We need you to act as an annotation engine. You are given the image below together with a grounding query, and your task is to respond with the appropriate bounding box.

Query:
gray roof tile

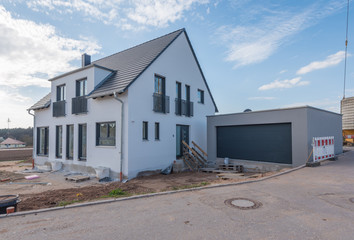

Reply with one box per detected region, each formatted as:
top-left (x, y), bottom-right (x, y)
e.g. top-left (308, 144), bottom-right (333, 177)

top-left (28, 93), bottom-right (51, 110)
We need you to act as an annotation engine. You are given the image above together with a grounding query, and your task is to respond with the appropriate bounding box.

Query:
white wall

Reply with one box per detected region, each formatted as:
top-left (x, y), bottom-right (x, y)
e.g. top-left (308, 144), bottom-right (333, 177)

top-left (126, 32), bottom-right (215, 178)
top-left (35, 66), bottom-right (127, 178)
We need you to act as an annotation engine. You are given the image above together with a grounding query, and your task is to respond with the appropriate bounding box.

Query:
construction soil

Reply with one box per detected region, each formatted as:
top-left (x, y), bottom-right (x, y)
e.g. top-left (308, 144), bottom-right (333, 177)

top-left (0, 160), bottom-right (284, 212)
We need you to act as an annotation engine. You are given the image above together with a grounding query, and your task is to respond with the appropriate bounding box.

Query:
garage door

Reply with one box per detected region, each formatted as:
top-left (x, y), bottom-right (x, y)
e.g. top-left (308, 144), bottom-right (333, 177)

top-left (217, 123), bottom-right (292, 164)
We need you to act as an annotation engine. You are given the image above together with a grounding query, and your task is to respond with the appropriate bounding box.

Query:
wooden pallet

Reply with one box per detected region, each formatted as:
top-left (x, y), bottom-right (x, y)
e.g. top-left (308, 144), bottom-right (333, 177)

top-left (65, 175), bottom-right (90, 183)
top-left (218, 164), bottom-right (244, 172)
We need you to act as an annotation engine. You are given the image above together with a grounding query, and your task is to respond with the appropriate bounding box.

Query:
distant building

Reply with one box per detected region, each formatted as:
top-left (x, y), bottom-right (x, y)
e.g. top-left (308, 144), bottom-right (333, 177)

top-left (341, 96), bottom-right (354, 144)
top-left (0, 137), bottom-right (4, 143)
top-left (0, 138), bottom-right (26, 149)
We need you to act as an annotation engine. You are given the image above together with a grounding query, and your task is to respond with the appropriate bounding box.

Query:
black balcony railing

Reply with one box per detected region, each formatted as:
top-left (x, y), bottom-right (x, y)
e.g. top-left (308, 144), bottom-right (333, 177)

top-left (72, 96), bottom-right (88, 114)
top-left (153, 93), bottom-right (170, 113)
top-left (182, 100), bottom-right (193, 117)
top-left (175, 98), bottom-right (182, 115)
top-left (53, 101), bottom-right (66, 117)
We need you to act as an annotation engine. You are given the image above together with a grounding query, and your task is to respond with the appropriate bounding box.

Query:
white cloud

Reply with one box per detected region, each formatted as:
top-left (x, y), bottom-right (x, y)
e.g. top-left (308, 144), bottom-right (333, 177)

top-left (248, 97), bottom-right (276, 100)
top-left (296, 51), bottom-right (345, 75)
top-left (216, 1), bottom-right (346, 68)
top-left (25, 0), bottom-right (209, 29)
top-left (0, 88), bottom-right (34, 128)
top-left (0, 5), bottom-right (101, 88)
top-left (258, 77), bottom-right (309, 91)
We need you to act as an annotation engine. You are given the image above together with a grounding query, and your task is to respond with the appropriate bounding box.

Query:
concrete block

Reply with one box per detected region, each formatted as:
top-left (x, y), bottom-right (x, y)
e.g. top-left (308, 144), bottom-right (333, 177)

top-left (95, 166), bottom-right (110, 179)
top-left (51, 161), bottom-right (62, 171)
top-left (173, 160), bottom-right (184, 173)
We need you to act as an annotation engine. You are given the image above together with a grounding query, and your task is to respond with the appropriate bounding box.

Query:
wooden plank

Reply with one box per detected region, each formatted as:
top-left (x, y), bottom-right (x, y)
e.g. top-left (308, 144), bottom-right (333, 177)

top-left (192, 141), bottom-right (208, 157)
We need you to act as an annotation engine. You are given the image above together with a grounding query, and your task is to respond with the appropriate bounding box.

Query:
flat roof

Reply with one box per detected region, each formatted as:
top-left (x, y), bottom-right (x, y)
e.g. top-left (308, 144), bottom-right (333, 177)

top-left (207, 105), bottom-right (342, 118)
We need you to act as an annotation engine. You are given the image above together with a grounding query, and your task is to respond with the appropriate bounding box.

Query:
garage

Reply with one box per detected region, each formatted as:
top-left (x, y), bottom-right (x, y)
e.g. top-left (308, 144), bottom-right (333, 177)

top-left (207, 106), bottom-right (343, 167)
top-left (217, 123), bottom-right (292, 164)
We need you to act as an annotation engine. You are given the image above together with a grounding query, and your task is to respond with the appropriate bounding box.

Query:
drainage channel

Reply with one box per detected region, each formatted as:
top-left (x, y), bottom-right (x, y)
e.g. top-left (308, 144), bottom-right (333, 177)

top-left (224, 198), bottom-right (262, 210)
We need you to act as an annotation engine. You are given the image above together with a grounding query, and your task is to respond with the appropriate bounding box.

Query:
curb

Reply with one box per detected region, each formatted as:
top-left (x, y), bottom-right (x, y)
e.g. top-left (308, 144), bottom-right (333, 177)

top-left (0, 164), bottom-right (306, 218)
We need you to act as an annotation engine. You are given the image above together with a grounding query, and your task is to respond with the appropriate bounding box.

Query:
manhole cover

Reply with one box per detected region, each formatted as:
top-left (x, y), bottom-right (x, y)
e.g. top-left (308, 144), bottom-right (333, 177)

top-left (349, 198), bottom-right (354, 203)
top-left (224, 198), bottom-right (262, 210)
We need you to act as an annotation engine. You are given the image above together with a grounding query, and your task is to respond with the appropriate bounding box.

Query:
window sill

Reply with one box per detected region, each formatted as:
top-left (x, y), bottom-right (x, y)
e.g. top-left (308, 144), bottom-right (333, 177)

top-left (96, 145), bottom-right (116, 148)
top-left (37, 154), bottom-right (48, 157)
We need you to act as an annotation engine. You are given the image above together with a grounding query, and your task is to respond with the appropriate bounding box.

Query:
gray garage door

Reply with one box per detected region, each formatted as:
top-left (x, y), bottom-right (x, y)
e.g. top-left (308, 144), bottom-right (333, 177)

top-left (217, 123), bottom-right (292, 164)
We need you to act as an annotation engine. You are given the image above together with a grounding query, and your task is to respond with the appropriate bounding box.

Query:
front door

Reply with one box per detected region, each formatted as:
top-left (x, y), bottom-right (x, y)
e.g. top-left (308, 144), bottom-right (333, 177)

top-left (176, 125), bottom-right (189, 158)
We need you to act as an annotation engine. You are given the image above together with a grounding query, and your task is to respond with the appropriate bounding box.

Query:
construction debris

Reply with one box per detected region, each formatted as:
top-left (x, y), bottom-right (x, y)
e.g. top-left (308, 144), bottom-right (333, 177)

top-left (25, 175), bottom-right (40, 180)
top-left (65, 175), bottom-right (90, 183)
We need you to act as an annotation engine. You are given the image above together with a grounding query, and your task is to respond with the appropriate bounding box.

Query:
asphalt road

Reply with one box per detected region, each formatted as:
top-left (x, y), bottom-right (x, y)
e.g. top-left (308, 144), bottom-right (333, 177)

top-left (1, 149), bottom-right (354, 240)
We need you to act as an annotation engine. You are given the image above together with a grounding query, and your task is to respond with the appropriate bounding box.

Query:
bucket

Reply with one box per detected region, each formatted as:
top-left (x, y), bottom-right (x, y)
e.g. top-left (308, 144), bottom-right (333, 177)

top-left (0, 195), bottom-right (21, 214)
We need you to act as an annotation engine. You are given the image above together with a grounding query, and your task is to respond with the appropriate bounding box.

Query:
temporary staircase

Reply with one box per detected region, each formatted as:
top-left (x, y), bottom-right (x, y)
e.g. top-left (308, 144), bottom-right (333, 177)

top-left (181, 140), bottom-right (208, 171)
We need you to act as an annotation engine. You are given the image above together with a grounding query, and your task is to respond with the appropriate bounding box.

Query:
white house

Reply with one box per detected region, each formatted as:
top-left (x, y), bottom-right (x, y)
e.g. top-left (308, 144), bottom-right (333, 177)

top-left (0, 138), bottom-right (26, 149)
top-left (28, 29), bottom-right (217, 180)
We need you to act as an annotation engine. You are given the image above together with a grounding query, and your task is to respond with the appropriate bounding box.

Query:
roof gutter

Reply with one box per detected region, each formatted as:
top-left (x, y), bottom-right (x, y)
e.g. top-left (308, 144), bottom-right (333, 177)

top-left (113, 92), bottom-right (125, 182)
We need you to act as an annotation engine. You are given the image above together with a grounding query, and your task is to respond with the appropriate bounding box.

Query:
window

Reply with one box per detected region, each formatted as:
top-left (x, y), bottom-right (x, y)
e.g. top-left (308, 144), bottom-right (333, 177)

top-left (176, 82), bottom-right (181, 99)
top-left (143, 121), bottom-right (148, 140)
top-left (66, 125), bottom-right (74, 159)
top-left (78, 124), bottom-right (87, 160)
top-left (76, 79), bottom-right (87, 97)
top-left (57, 85), bottom-right (66, 101)
top-left (96, 122), bottom-right (116, 146)
top-left (56, 126), bottom-right (62, 158)
top-left (197, 89), bottom-right (204, 104)
top-left (154, 75), bottom-right (165, 95)
top-left (155, 122), bottom-right (160, 140)
top-left (37, 127), bottom-right (49, 155)
top-left (185, 85), bottom-right (190, 101)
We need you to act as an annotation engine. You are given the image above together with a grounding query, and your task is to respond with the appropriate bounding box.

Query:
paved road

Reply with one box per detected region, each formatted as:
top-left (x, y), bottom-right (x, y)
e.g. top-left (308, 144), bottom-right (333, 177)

top-left (1, 150), bottom-right (354, 240)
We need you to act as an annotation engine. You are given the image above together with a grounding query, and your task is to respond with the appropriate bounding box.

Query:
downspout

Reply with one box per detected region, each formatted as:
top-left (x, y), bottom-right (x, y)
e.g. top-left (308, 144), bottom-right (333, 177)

top-left (113, 92), bottom-right (125, 182)
top-left (27, 109), bottom-right (35, 169)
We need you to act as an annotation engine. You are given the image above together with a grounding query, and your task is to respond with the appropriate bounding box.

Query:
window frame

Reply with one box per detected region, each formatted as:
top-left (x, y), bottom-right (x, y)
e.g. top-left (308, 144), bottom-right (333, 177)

top-left (76, 78), bottom-right (87, 97)
top-left (55, 125), bottom-right (63, 158)
top-left (37, 127), bottom-right (49, 156)
top-left (155, 122), bottom-right (160, 140)
top-left (66, 125), bottom-right (74, 160)
top-left (143, 121), bottom-right (148, 140)
top-left (56, 84), bottom-right (66, 101)
top-left (197, 89), bottom-right (204, 104)
top-left (96, 122), bottom-right (116, 146)
top-left (154, 75), bottom-right (166, 95)
top-left (185, 84), bottom-right (190, 102)
top-left (78, 124), bottom-right (87, 161)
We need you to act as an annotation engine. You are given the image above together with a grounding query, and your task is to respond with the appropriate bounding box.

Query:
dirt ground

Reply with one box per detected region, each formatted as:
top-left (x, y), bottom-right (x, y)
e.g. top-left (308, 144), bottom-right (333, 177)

top-left (0, 148), bottom-right (33, 161)
top-left (0, 160), bottom-right (283, 212)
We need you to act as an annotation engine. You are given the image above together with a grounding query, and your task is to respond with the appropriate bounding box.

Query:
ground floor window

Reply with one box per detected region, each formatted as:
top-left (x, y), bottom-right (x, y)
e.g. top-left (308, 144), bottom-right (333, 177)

top-left (78, 124), bottom-right (87, 160)
top-left (66, 125), bottom-right (74, 159)
top-left (56, 126), bottom-right (62, 158)
top-left (96, 122), bottom-right (116, 146)
top-left (155, 122), bottom-right (160, 140)
top-left (143, 121), bottom-right (148, 140)
top-left (37, 127), bottom-right (49, 155)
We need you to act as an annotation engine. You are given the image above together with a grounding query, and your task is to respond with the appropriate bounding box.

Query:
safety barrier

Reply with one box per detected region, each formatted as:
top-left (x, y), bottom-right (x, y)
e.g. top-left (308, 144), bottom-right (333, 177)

top-left (312, 136), bottom-right (334, 162)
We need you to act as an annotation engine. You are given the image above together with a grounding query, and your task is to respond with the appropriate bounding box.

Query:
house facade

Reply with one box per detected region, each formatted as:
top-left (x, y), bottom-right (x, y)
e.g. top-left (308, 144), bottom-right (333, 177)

top-left (29, 29), bottom-right (217, 180)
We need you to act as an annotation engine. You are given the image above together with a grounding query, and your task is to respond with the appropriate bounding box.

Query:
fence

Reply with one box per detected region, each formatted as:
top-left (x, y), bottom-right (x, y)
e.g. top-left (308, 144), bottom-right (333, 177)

top-left (312, 136), bottom-right (334, 162)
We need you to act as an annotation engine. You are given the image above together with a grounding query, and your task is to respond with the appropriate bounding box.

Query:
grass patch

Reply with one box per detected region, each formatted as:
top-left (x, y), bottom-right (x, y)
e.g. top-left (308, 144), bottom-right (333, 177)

top-left (171, 182), bottom-right (210, 190)
top-left (58, 200), bottom-right (80, 207)
top-left (101, 188), bottom-right (128, 198)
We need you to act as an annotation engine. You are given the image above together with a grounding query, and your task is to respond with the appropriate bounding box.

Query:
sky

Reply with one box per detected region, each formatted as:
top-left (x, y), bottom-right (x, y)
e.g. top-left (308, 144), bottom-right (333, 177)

top-left (1, 0), bottom-right (354, 129)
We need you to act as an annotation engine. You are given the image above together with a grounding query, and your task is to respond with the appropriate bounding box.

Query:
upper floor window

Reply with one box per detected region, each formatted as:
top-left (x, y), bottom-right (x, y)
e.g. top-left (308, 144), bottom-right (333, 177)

top-left (176, 82), bottom-right (181, 99)
top-left (56, 85), bottom-right (66, 101)
top-left (197, 89), bottom-right (204, 104)
top-left (76, 79), bottom-right (87, 97)
top-left (185, 85), bottom-right (190, 101)
top-left (154, 75), bottom-right (165, 95)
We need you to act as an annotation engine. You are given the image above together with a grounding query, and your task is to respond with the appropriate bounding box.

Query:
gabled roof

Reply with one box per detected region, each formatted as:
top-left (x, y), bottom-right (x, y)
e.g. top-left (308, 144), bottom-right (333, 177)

top-left (89, 28), bottom-right (185, 98)
top-left (28, 93), bottom-right (51, 111)
top-left (0, 137), bottom-right (25, 145)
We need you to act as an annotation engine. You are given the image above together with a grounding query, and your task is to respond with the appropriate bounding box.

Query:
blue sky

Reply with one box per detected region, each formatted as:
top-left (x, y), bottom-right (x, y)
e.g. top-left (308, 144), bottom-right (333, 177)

top-left (1, 0), bottom-right (354, 128)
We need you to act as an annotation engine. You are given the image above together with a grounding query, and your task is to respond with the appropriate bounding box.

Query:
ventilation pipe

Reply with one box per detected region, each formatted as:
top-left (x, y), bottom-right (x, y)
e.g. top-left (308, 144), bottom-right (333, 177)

top-left (82, 53), bottom-right (91, 67)
top-left (113, 92), bottom-right (125, 181)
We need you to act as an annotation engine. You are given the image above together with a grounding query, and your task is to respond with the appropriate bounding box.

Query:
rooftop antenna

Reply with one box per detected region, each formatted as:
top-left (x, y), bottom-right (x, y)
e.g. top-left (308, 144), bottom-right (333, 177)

top-left (343, 0), bottom-right (350, 99)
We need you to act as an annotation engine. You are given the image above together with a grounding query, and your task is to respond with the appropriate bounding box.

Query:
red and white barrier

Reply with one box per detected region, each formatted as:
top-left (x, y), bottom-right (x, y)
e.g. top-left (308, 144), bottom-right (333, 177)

top-left (313, 136), bottom-right (334, 162)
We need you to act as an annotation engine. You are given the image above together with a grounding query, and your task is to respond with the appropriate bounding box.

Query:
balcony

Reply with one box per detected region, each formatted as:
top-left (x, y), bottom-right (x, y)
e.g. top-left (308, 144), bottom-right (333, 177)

top-left (175, 98), bottom-right (182, 115)
top-left (153, 93), bottom-right (170, 113)
top-left (53, 101), bottom-right (66, 117)
top-left (72, 96), bottom-right (88, 114)
top-left (182, 100), bottom-right (193, 117)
